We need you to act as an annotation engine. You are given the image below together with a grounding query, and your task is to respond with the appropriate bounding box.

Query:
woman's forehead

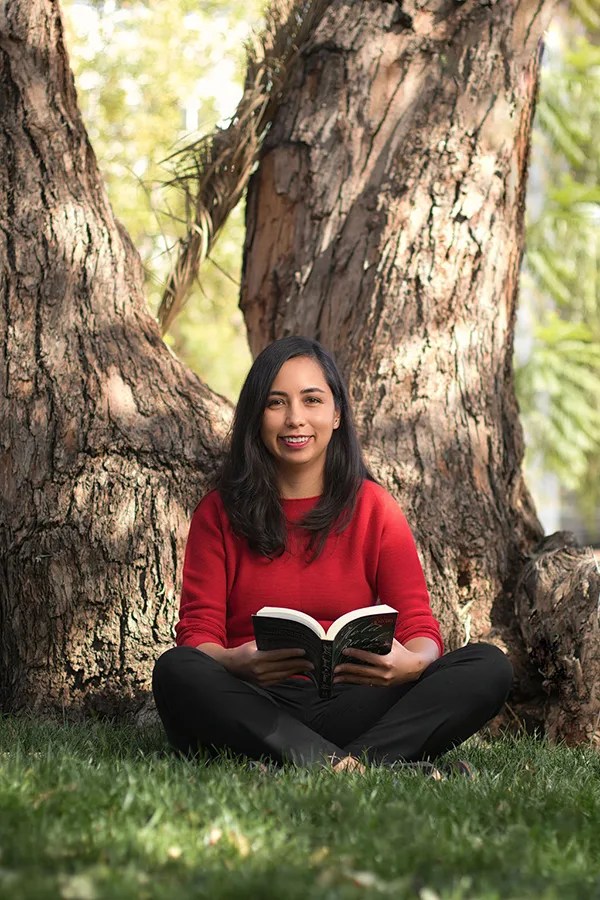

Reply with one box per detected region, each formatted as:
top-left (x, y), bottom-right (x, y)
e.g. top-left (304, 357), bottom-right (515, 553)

top-left (270, 356), bottom-right (330, 390)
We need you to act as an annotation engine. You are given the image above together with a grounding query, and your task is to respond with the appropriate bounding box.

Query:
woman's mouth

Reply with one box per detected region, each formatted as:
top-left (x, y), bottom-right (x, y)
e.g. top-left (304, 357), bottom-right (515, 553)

top-left (279, 435), bottom-right (312, 449)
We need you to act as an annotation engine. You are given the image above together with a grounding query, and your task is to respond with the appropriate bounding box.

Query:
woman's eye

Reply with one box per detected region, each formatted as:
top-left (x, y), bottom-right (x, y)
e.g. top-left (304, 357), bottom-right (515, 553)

top-left (305, 396), bottom-right (322, 404)
top-left (267, 399), bottom-right (283, 408)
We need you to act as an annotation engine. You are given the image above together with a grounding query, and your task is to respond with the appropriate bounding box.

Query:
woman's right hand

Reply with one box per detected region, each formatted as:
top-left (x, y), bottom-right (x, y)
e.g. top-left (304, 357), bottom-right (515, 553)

top-left (224, 641), bottom-right (313, 686)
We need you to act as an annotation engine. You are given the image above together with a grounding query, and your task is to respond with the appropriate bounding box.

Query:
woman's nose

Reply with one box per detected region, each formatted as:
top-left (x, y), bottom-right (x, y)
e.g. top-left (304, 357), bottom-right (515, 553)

top-left (285, 401), bottom-right (305, 426)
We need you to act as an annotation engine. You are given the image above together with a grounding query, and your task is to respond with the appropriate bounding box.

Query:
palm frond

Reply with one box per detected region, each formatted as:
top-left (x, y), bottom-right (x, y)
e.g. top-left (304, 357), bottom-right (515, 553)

top-left (570, 0), bottom-right (600, 31)
top-left (156, 0), bottom-right (330, 335)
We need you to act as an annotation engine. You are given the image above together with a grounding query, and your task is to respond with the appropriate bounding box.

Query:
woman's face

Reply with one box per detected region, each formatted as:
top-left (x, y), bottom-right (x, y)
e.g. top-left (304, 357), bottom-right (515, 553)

top-left (260, 355), bottom-right (340, 490)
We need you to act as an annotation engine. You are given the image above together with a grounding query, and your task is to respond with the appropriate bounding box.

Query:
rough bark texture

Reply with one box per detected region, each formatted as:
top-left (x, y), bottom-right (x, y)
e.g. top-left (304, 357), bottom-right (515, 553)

top-left (240, 0), bottom-right (581, 732)
top-left (3, 0), bottom-right (597, 743)
top-left (0, 2), bottom-right (230, 714)
top-left (515, 536), bottom-right (600, 745)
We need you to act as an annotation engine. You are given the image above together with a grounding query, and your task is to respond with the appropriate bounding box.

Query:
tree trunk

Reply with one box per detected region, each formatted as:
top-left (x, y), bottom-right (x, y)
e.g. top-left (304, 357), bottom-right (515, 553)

top-left (515, 535), bottom-right (600, 744)
top-left (0, 1), bottom-right (230, 714)
top-left (4, 0), bottom-right (598, 743)
top-left (240, 0), bottom-right (600, 740)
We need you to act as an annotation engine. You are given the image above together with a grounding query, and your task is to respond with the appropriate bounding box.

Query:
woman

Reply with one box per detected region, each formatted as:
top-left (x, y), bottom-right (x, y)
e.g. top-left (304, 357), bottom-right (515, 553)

top-left (153, 336), bottom-right (512, 773)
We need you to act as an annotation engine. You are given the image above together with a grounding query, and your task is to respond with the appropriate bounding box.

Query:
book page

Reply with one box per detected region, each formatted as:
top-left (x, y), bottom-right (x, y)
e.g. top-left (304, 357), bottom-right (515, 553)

top-left (255, 607), bottom-right (325, 639)
top-left (252, 615), bottom-right (325, 683)
top-left (325, 604), bottom-right (397, 641)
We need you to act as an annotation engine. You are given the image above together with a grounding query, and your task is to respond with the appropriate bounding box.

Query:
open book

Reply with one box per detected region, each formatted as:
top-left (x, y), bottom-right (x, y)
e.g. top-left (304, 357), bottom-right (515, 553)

top-left (252, 604), bottom-right (398, 699)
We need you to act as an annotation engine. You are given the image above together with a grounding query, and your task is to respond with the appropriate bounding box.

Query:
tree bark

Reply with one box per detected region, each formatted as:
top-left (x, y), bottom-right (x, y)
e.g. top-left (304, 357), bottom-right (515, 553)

top-left (4, 0), bottom-right (597, 743)
top-left (0, 1), bottom-right (230, 714)
top-left (240, 0), bottom-right (594, 734)
top-left (515, 535), bottom-right (600, 744)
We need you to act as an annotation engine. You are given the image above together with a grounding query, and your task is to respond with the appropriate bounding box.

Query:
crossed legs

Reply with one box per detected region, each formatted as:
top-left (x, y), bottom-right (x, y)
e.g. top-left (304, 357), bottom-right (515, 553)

top-left (152, 643), bottom-right (513, 767)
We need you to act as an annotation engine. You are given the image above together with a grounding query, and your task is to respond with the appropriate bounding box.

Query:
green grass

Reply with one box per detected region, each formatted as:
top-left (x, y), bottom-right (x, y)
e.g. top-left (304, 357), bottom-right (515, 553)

top-left (1, 718), bottom-right (600, 899)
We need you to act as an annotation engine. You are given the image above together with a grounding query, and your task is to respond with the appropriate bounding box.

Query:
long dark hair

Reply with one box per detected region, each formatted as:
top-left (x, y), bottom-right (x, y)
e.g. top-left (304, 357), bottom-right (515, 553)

top-left (217, 336), bottom-right (373, 559)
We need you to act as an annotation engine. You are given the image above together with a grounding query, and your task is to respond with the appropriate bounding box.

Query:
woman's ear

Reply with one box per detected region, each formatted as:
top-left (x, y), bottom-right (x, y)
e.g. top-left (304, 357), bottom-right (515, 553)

top-left (333, 411), bottom-right (341, 429)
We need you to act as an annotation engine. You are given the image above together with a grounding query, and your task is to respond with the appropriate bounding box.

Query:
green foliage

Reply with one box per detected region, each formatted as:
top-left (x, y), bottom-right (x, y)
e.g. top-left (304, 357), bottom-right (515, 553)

top-left (515, 314), bottom-right (600, 489)
top-left (2, 717), bottom-right (600, 898)
top-left (518, 7), bottom-right (600, 518)
top-left (63, 0), bottom-right (262, 399)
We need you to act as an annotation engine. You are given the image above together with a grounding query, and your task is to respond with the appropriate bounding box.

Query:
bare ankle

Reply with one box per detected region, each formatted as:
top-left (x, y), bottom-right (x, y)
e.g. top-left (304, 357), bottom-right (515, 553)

top-left (331, 755), bottom-right (366, 774)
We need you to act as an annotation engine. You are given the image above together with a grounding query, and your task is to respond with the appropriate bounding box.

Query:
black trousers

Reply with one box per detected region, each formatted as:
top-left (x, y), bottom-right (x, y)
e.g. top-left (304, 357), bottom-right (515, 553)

top-left (152, 642), bottom-right (513, 768)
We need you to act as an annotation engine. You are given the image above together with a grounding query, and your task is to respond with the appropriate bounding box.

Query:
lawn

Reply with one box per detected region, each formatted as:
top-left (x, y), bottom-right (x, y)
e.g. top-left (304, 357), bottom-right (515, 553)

top-left (1, 717), bottom-right (599, 899)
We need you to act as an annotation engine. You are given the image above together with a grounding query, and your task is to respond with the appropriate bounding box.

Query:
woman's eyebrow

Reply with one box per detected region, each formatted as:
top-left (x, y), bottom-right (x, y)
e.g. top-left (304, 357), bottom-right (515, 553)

top-left (267, 387), bottom-right (326, 396)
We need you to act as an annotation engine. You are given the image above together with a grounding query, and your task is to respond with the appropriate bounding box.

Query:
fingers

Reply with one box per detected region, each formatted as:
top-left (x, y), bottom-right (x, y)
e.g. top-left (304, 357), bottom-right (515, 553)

top-left (341, 647), bottom-right (378, 663)
top-left (256, 656), bottom-right (314, 678)
top-left (334, 662), bottom-right (381, 677)
top-left (333, 661), bottom-right (384, 686)
top-left (257, 648), bottom-right (308, 661)
top-left (249, 647), bottom-right (313, 686)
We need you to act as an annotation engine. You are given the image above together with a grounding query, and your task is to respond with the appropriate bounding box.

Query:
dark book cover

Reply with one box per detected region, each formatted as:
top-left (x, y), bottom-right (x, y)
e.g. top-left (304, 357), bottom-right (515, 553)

top-left (252, 608), bottom-right (397, 699)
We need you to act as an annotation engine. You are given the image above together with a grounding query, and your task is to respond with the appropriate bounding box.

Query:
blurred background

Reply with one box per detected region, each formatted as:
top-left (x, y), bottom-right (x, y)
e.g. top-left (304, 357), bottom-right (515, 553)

top-left (63, 0), bottom-right (600, 546)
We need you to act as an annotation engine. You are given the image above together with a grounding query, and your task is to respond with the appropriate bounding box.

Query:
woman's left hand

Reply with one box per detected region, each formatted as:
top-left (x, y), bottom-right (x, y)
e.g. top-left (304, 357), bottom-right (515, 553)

top-left (332, 638), bottom-right (431, 687)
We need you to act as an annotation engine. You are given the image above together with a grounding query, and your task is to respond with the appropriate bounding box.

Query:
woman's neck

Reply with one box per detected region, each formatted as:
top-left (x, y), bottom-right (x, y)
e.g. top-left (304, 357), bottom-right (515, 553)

top-left (277, 471), bottom-right (323, 500)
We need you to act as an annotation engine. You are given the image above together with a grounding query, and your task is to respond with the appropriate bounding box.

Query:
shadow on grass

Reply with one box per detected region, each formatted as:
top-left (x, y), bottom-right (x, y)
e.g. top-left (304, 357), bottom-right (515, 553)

top-left (2, 718), bottom-right (600, 898)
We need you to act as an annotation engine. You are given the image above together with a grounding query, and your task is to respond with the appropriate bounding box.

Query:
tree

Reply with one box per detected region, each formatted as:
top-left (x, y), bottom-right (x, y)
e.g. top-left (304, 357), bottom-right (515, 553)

top-left (62, 0), bottom-right (261, 399)
top-left (241, 0), bottom-right (540, 725)
top-left (0, 0), bottom-right (231, 713)
top-left (2, 0), bottom-right (599, 742)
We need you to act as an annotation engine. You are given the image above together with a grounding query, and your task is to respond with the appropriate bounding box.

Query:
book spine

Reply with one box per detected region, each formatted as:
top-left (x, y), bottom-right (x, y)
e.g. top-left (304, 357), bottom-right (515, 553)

top-left (319, 642), bottom-right (333, 699)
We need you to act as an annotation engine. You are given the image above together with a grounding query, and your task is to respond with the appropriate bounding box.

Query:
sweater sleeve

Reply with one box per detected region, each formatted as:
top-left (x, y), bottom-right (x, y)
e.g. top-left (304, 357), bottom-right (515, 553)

top-left (375, 491), bottom-right (444, 655)
top-left (175, 492), bottom-right (229, 648)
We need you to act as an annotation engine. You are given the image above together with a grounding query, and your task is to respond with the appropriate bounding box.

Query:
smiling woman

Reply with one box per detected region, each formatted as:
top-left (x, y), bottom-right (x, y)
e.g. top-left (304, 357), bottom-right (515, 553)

top-left (215, 336), bottom-right (369, 561)
top-left (260, 356), bottom-right (341, 499)
top-left (151, 336), bottom-right (513, 774)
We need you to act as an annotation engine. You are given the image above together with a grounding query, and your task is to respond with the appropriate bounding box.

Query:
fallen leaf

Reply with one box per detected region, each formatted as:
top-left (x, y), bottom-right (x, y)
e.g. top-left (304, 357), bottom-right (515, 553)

top-left (228, 830), bottom-right (250, 857)
top-left (349, 870), bottom-right (383, 889)
top-left (59, 874), bottom-right (97, 900)
top-left (420, 889), bottom-right (442, 900)
top-left (204, 827), bottom-right (223, 846)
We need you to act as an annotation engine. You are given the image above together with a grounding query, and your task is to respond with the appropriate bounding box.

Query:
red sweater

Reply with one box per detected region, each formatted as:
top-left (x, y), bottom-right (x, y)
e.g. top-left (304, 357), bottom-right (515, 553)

top-left (176, 480), bottom-right (443, 654)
